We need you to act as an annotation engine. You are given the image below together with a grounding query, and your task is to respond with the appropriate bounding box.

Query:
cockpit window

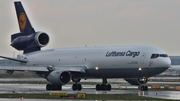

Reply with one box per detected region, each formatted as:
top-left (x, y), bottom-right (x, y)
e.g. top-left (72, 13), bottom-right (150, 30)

top-left (151, 54), bottom-right (168, 59)
top-left (151, 54), bottom-right (159, 59)
top-left (159, 54), bottom-right (168, 57)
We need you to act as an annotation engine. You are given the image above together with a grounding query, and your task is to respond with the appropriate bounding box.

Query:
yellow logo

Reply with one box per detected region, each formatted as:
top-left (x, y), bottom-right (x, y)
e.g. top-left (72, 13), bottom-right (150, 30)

top-left (19, 12), bottom-right (26, 31)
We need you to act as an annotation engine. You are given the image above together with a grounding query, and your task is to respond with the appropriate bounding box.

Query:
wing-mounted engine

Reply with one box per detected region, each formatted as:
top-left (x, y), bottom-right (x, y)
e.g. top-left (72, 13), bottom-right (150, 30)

top-left (11, 31), bottom-right (49, 53)
top-left (47, 70), bottom-right (71, 85)
top-left (124, 78), bottom-right (148, 85)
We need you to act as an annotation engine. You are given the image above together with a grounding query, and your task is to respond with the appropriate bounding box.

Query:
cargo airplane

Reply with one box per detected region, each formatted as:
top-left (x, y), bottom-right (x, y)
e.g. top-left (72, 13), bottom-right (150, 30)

top-left (0, 1), bottom-right (171, 91)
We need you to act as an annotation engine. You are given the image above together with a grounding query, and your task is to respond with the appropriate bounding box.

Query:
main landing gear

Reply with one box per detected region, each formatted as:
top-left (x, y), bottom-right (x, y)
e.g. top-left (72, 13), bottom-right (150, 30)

top-left (72, 84), bottom-right (82, 91)
top-left (46, 84), bottom-right (62, 90)
top-left (72, 78), bottom-right (82, 91)
top-left (96, 78), bottom-right (111, 91)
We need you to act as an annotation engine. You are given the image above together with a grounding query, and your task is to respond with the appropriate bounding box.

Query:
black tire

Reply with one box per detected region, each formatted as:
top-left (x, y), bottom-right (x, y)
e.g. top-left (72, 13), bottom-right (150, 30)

top-left (145, 86), bottom-right (148, 91)
top-left (72, 84), bottom-right (77, 91)
top-left (101, 84), bottom-right (106, 90)
top-left (141, 86), bottom-right (144, 91)
top-left (46, 84), bottom-right (50, 90)
top-left (107, 84), bottom-right (111, 91)
top-left (58, 85), bottom-right (62, 90)
top-left (49, 84), bottom-right (53, 90)
top-left (77, 84), bottom-right (82, 91)
top-left (96, 84), bottom-right (101, 91)
top-left (54, 85), bottom-right (58, 90)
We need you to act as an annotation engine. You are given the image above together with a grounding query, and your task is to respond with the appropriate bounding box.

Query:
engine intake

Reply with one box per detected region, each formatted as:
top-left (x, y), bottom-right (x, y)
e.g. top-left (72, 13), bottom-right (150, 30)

top-left (47, 70), bottom-right (71, 85)
top-left (34, 32), bottom-right (49, 47)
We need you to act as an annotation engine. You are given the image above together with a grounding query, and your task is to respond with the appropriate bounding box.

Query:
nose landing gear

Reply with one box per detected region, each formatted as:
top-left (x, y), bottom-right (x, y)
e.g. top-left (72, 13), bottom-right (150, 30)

top-left (138, 78), bottom-right (149, 91)
top-left (139, 85), bottom-right (148, 91)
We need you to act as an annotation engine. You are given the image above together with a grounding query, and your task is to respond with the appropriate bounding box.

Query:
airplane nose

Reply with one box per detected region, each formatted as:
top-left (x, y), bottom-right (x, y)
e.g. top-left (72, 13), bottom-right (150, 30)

top-left (162, 57), bottom-right (171, 70)
top-left (166, 57), bottom-right (171, 67)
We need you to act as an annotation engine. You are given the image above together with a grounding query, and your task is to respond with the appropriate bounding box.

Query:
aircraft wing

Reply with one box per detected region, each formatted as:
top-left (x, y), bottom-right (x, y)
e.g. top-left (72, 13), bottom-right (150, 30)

top-left (0, 56), bottom-right (27, 63)
top-left (0, 56), bottom-right (86, 73)
top-left (0, 65), bottom-right (86, 73)
top-left (0, 65), bottom-right (48, 71)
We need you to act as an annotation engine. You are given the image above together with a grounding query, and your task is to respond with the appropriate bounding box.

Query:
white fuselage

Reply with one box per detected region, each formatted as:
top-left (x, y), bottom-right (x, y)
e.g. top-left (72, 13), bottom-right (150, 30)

top-left (19, 45), bottom-right (171, 78)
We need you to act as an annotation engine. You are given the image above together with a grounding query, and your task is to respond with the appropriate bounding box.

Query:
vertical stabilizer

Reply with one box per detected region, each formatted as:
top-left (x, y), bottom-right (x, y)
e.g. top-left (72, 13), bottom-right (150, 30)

top-left (11, 1), bottom-right (49, 54)
top-left (14, 1), bottom-right (35, 34)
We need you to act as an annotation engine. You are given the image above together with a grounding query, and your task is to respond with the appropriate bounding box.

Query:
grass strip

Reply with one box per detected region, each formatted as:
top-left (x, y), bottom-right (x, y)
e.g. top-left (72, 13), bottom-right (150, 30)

top-left (0, 93), bottom-right (176, 101)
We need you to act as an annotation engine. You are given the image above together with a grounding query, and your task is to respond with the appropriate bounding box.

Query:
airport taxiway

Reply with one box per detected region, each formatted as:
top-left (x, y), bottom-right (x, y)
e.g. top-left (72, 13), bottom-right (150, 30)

top-left (0, 84), bottom-right (180, 100)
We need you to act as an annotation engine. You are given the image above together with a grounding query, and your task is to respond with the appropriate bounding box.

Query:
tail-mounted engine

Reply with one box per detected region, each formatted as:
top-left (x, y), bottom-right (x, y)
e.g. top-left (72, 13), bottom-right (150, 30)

top-left (34, 32), bottom-right (49, 47)
top-left (124, 78), bottom-right (148, 85)
top-left (11, 31), bottom-right (49, 53)
top-left (47, 70), bottom-right (71, 85)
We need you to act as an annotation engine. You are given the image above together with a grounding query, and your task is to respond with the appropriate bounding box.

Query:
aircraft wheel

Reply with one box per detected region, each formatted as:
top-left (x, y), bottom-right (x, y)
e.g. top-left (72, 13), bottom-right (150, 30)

top-left (72, 84), bottom-right (77, 91)
top-left (96, 84), bottom-right (101, 91)
top-left (107, 84), bottom-right (111, 91)
top-left (144, 86), bottom-right (148, 91)
top-left (54, 85), bottom-right (58, 90)
top-left (141, 86), bottom-right (144, 91)
top-left (101, 84), bottom-right (107, 90)
top-left (50, 84), bottom-right (54, 90)
top-left (141, 86), bottom-right (148, 91)
top-left (46, 84), bottom-right (50, 90)
top-left (77, 84), bottom-right (82, 91)
top-left (57, 85), bottom-right (62, 90)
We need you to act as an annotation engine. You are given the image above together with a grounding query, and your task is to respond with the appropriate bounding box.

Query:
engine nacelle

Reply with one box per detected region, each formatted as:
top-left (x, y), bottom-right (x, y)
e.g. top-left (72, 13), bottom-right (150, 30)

top-left (11, 31), bottom-right (49, 50)
top-left (47, 70), bottom-right (71, 85)
top-left (124, 78), bottom-right (148, 86)
top-left (34, 32), bottom-right (49, 47)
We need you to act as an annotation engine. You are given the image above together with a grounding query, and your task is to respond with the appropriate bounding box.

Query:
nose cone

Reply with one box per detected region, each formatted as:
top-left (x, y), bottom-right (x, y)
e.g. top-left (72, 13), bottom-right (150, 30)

top-left (165, 57), bottom-right (171, 68)
top-left (161, 57), bottom-right (171, 71)
top-left (153, 56), bottom-right (171, 76)
top-left (166, 57), bottom-right (171, 67)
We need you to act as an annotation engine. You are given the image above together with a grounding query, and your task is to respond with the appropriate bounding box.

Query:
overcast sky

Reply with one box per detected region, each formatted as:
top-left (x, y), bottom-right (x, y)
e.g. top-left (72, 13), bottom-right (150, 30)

top-left (0, 0), bottom-right (180, 57)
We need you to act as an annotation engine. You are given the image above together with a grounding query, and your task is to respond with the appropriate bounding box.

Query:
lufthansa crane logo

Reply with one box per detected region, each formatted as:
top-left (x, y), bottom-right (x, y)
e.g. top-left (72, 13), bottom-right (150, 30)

top-left (19, 12), bottom-right (26, 31)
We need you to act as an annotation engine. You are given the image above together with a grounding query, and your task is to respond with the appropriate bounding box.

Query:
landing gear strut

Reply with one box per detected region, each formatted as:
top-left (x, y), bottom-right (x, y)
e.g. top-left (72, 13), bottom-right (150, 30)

top-left (96, 78), bottom-right (111, 91)
top-left (46, 84), bottom-right (62, 90)
top-left (72, 78), bottom-right (82, 91)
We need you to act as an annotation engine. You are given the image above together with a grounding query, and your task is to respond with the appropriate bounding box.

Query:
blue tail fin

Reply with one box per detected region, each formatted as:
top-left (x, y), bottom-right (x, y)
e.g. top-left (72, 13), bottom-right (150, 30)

top-left (13, 1), bottom-right (35, 40)
top-left (11, 1), bottom-right (49, 54)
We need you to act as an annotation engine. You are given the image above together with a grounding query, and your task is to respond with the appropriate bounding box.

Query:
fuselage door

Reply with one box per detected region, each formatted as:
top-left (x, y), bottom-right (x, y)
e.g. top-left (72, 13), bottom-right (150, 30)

top-left (141, 53), bottom-right (146, 64)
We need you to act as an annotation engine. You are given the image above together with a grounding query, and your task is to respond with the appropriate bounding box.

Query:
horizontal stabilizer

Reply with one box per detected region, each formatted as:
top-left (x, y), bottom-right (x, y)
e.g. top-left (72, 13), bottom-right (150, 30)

top-left (0, 56), bottom-right (27, 63)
